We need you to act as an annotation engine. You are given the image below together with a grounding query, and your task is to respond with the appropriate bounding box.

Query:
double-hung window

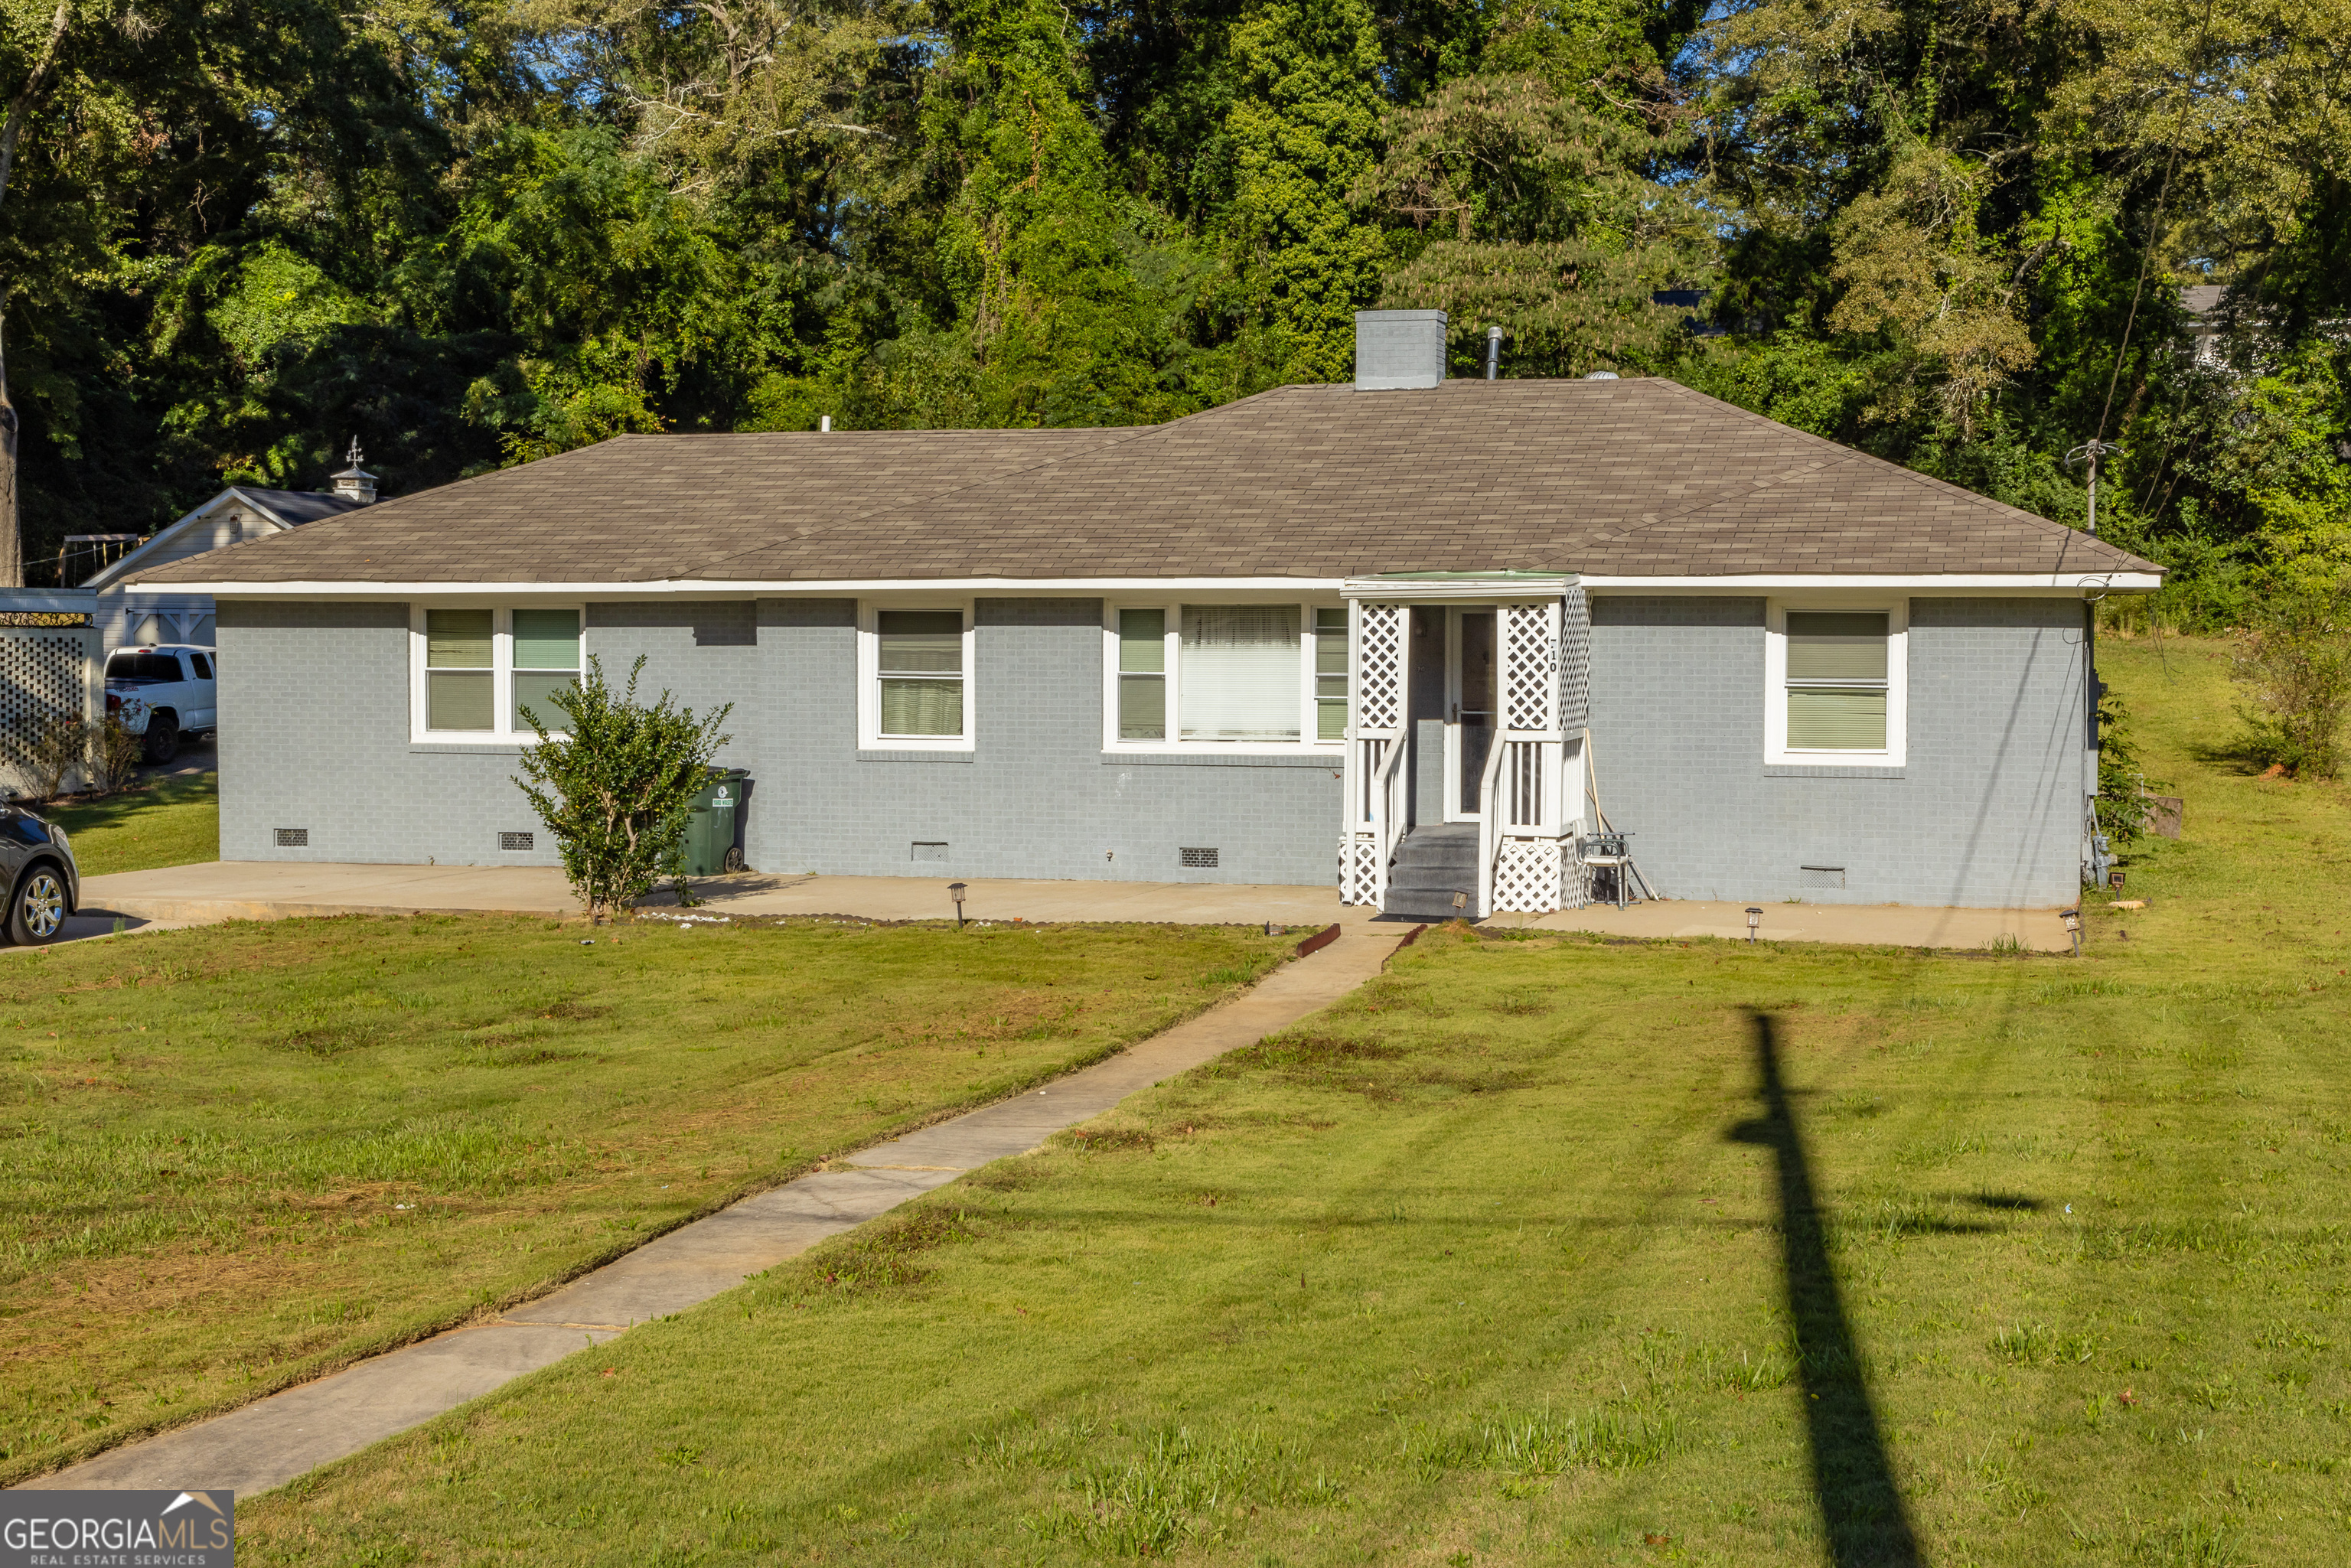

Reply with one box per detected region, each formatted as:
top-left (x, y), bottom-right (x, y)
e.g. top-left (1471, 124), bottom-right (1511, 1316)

top-left (414, 606), bottom-right (582, 741)
top-left (859, 604), bottom-right (975, 749)
top-left (1117, 609), bottom-right (1167, 739)
top-left (1766, 602), bottom-right (1906, 764)
top-left (1103, 602), bottom-right (1346, 751)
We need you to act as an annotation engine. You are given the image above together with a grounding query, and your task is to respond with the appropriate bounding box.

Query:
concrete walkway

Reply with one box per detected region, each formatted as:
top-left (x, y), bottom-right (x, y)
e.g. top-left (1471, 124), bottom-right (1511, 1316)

top-left (34, 924), bottom-right (1410, 1498)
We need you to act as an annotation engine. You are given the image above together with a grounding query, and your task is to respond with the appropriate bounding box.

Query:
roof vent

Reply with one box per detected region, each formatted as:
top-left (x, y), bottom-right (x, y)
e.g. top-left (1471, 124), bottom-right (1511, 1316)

top-left (1354, 311), bottom-right (1447, 391)
top-left (1583, 370), bottom-right (1620, 380)
top-left (330, 437), bottom-right (378, 504)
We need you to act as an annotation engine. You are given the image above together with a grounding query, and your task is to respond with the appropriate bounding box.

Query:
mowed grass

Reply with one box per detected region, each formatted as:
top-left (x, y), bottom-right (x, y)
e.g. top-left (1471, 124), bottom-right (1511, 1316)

top-left (41, 771), bottom-right (220, 876)
top-left (238, 637), bottom-right (2351, 1566)
top-left (0, 913), bottom-right (1290, 1482)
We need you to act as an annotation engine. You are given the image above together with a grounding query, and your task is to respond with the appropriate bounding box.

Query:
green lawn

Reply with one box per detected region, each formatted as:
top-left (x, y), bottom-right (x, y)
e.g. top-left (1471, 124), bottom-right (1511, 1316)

top-left (232, 636), bottom-right (2351, 1566)
top-left (42, 771), bottom-right (220, 876)
top-left (0, 914), bottom-right (1290, 1484)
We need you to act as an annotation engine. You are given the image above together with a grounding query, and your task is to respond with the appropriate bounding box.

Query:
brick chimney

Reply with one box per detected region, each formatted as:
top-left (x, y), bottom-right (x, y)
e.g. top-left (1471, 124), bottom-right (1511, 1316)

top-left (1353, 310), bottom-right (1448, 390)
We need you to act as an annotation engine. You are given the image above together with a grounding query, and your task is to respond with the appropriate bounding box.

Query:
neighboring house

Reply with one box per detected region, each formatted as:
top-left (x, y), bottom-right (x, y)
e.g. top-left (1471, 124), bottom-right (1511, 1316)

top-left (127, 312), bottom-right (2162, 916)
top-left (81, 452), bottom-right (379, 649)
top-left (2181, 283), bottom-right (2230, 369)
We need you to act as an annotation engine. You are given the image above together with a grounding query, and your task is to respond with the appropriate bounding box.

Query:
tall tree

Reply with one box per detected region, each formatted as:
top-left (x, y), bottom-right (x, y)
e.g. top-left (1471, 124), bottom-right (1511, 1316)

top-left (1220, 0), bottom-right (1389, 383)
top-left (0, 0), bottom-right (73, 585)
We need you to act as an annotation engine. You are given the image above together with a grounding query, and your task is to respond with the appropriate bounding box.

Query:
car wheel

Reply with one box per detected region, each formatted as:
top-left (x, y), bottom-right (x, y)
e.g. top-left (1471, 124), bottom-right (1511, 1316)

top-left (142, 722), bottom-right (180, 764)
top-left (8, 864), bottom-right (69, 945)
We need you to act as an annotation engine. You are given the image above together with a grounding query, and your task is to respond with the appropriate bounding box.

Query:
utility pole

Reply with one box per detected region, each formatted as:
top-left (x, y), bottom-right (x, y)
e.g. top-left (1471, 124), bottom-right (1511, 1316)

top-left (2065, 439), bottom-right (2124, 536)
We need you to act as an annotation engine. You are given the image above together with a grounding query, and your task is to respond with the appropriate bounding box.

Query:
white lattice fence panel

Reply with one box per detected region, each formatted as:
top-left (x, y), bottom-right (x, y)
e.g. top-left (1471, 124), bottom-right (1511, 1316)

top-left (1502, 601), bottom-right (1559, 732)
top-left (1, 628), bottom-right (92, 754)
top-left (1338, 836), bottom-right (1384, 905)
top-left (1355, 602), bottom-right (1405, 731)
top-left (1492, 837), bottom-right (1567, 914)
top-left (1557, 585), bottom-right (1591, 732)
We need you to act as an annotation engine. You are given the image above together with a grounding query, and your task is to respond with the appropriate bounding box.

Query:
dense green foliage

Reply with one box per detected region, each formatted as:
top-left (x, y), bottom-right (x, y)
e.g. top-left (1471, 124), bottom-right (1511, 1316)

top-left (4, 0), bottom-right (2346, 611)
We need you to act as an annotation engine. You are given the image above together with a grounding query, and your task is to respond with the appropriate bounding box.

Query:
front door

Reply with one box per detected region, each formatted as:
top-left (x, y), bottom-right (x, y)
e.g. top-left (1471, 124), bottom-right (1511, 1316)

top-left (1446, 608), bottom-right (1497, 820)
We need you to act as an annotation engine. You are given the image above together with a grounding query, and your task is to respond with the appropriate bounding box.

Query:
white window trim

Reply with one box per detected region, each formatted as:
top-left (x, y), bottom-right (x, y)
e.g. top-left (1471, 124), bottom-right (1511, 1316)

top-left (1100, 601), bottom-right (1346, 755)
top-left (408, 602), bottom-right (587, 744)
top-left (859, 599), bottom-right (976, 751)
top-left (1764, 598), bottom-right (1908, 766)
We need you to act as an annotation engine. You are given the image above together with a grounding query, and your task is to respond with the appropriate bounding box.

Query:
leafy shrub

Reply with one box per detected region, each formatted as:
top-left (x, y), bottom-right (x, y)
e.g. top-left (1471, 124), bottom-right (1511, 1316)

top-left (2095, 689), bottom-right (2148, 845)
top-left (2230, 575), bottom-right (2351, 778)
top-left (5, 714), bottom-right (88, 800)
top-left (89, 716), bottom-right (145, 793)
top-left (512, 655), bottom-right (731, 923)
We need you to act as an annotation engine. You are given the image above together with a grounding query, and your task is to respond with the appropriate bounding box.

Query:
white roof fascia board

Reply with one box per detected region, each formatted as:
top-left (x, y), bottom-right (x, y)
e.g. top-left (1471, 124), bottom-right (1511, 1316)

top-left (1580, 572), bottom-right (2164, 595)
top-left (156, 576), bottom-right (1357, 598)
top-left (0, 587), bottom-right (97, 612)
top-left (1342, 575), bottom-right (1580, 600)
top-left (153, 570), bottom-right (2164, 598)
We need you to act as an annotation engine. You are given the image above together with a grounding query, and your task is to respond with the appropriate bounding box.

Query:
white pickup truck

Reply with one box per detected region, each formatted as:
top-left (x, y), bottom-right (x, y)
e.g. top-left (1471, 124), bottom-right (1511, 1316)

top-left (103, 644), bottom-right (218, 764)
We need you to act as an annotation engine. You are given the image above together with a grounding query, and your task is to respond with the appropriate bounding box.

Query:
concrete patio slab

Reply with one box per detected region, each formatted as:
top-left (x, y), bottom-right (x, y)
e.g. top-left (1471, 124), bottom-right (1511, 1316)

top-left (73, 862), bottom-right (1371, 931)
top-left (31, 921), bottom-right (1409, 1500)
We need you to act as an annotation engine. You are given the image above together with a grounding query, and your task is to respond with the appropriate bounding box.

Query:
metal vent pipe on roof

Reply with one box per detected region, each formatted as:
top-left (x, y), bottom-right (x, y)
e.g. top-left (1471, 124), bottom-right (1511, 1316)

top-left (1485, 325), bottom-right (1502, 380)
top-left (820, 415), bottom-right (832, 432)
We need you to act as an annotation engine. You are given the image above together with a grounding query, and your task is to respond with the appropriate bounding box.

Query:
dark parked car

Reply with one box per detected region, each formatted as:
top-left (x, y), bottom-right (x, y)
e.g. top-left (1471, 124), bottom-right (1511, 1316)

top-left (2, 802), bottom-right (78, 944)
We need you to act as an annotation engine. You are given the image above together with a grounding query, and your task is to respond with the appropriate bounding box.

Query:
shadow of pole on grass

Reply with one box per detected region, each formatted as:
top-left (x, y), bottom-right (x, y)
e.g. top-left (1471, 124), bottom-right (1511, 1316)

top-left (1730, 1009), bottom-right (1922, 1568)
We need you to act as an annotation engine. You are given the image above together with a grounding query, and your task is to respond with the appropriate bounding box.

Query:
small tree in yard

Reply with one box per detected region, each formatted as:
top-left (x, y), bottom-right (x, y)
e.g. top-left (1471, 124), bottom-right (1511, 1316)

top-left (2232, 573), bottom-right (2351, 779)
top-left (513, 656), bottom-right (732, 923)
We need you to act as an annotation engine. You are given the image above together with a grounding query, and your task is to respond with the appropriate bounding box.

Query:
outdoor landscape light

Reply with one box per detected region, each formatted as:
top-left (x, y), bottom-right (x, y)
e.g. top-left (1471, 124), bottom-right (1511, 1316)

top-left (2062, 908), bottom-right (2082, 957)
top-left (1451, 892), bottom-right (1469, 917)
top-left (1746, 907), bottom-right (1762, 944)
top-left (947, 882), bottom-right (967, 930)
top-left (2108, 869), bottom-right (2126, 891)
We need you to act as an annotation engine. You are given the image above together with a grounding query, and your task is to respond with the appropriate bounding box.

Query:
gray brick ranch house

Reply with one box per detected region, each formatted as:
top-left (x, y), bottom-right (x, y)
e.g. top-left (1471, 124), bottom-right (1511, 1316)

top-left (128, 312), bottom-right (2160, 918)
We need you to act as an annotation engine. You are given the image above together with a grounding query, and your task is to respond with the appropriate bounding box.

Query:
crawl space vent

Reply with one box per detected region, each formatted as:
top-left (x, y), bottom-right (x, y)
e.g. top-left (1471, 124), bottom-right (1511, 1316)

top-left (1181, 847), bottom-right (1219, 869)
top-left (1799, 865), bottom-right (1846, 890)
top-left (274, 827), bottom-right (308, 848)
top-left (911, 842), bottom-right (947, 862)
top-left (500, 831), bottom-right (535, 852)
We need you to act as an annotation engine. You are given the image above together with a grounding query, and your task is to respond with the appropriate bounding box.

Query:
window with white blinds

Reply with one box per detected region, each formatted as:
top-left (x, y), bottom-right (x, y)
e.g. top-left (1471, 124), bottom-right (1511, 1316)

top-left (1179, 605), bottom-right (1301, 741)
top-left (1104, 602), bottom-right (1345, 751)
top-left (859, 603), bottom-right (974, 749)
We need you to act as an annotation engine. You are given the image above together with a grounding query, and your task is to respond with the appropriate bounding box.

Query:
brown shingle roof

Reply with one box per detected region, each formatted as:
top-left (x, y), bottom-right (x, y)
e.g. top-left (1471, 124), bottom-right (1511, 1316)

top-left (132, 379), bottom-right (2160, 585)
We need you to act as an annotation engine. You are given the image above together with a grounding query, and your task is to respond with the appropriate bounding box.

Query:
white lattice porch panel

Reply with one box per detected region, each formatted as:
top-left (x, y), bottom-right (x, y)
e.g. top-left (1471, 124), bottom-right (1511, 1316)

top-left (1502, 601), bottom-right (1560, 732)
top-left (1557, 585), bottom-right (1591, 732)
top-left (1338, 835), bottom-right (1384, 905)
top-left (1355, 602), bottom-right (1405, 732)
top-left (1492, 838), bottom-right (1564, 914)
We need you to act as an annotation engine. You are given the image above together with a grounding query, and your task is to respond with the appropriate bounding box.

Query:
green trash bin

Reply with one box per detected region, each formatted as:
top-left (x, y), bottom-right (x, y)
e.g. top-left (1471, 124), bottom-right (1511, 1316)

top-left (681, 768), bottom-right (748, 876)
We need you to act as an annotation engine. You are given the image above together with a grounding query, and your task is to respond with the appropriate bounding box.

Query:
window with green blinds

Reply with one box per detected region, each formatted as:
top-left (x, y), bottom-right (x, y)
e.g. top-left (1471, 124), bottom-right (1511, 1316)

top-left (1785, 611), bottom-right (1889, 749)
top-left (1117, 609), bottom-right (1166, 739)
top-left (1313, 607), bottom-right (1348, 740)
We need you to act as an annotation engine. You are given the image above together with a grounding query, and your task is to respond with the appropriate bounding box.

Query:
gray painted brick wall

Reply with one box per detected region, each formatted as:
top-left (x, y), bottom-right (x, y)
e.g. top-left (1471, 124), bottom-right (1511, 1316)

top-left (748, 598), bottom-right (1336, 883)
top-left (1588, 595), bottom-right (2085, 908)
top-left (218, 596), bottom-right (1339, 884)
top-left (218, 592), bottom-right (2084, 905)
